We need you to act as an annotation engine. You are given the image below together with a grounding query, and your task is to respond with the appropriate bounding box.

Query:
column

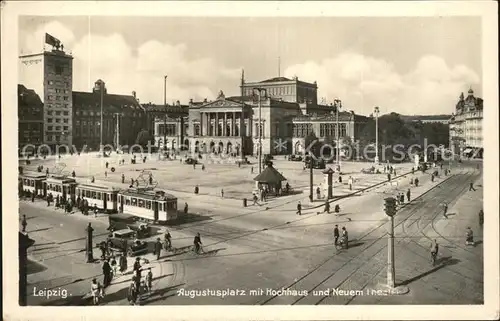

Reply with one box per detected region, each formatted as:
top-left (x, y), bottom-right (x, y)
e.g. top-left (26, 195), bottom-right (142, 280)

top-left (215, 113), bottom-right (219, 136)
top-left (223, 112), bottom-right (227, 136)
top-left (232, 112), bottom-right (236, 137)
top-left (199, 113), bottom-right (203, 137)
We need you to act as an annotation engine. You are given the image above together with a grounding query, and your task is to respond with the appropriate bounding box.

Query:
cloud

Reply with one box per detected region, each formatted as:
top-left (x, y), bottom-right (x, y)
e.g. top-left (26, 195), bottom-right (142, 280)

top-left (20, 21), bottom-right (241, 104)
top-left (22, 21), bottom-right (76, 54)
top-left (284, 52), bottom-right (480, 115)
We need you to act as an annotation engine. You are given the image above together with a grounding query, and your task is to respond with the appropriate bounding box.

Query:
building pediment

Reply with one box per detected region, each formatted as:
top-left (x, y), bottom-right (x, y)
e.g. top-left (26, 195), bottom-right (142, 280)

top-left (200, 98), bottom-right (249, 109)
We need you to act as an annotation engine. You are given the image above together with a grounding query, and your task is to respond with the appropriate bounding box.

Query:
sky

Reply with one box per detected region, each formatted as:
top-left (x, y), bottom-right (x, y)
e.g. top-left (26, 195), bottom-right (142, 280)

top-left (18, 16), bottom-right (482, 116)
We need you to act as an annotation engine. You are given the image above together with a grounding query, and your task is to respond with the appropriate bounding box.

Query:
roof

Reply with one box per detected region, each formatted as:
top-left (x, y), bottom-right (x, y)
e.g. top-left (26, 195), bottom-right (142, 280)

top-left (76, 183), bottom-right (119, 192)
top-left (18, 85), bottom-right (43, 107)
top-left (142, 103), bottom-right (189, 115)
top-left (20, 171), bottom-right (47, 179)
top-left (259, 77), bottom-right (292, 83)
top-left (293, 111), bottom-right (356, 122)
top-left (45, 176), bottom-right (77, 184)
top-left (119, 188), bottom-right (177, 201)
top-left (72, 91), bottom-right (143, 111)
top-left (253, 165), bottom-right (287, 183)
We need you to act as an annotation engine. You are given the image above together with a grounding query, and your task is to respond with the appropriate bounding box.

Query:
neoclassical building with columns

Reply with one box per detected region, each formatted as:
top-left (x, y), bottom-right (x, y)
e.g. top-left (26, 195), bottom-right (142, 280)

top-left (153, 75), bottom-right (371, 156)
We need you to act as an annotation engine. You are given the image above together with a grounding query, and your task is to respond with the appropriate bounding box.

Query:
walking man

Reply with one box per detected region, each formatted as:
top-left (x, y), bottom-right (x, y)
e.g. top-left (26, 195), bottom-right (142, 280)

top-left (21, 215), bottom-right (27, 233)
top-left (316, 187), bottom-right (321, 200)
top-left (478, 209), bottom-right (484, 226)
top-left (154, 238), bottom-right (162, 261)
top-left (333, 225), bottom-right (340, 246)
top-left (348, 176), bottom-right (353, 191)
top-left (430, 239), bottom-right (439, 265)
top-left (221, 189), bottom-right (224, 198)
top-left (184, 202), bottom-right (188, 215)
top-left (443, 203), bottom-right (448, 219)
top-left (296, 201), bottom-right (302, 216)
top-left (469, 182), bottom-right (476, 191)
top-left (324, 201), bottom-right (330, 214)
top-left (406, 188), bottom-right (411, 202)
top-left (122, 174), bottom-right (125, 184)
top-left (102, 259), bottom-right (112, 287)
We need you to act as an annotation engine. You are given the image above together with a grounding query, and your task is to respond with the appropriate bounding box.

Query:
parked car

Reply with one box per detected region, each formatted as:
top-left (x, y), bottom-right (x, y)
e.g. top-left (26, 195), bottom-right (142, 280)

top-left (106, 229), bottom-right (149, 257)
top-left (184, 157), bottom-right (198, 165)
top-left (288, 154), bottom-right (303, 161)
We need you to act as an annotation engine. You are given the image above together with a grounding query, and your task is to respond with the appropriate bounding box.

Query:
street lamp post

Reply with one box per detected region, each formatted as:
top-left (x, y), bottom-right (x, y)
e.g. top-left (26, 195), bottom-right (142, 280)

top-left (253, 88), bottom-right (266, 174)
top-left (114, 113), bottom-right (120, 148)
top-left (163, 75), bottom-right (168, 154)
top-left (334, 98), bottom-right (342, 166)
top-left (374, 106), bottom-right (380, 164)
top-left (99, 80), bottom-right (105, 155)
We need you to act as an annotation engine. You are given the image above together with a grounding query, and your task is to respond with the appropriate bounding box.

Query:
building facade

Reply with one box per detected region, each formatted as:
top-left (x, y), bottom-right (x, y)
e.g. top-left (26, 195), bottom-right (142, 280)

top-left (449, 88), bottom-right (483, 153)
top-left (143, 102), bottom-right (189, 151)
top-left (18, 85), bottom-right (44, 152)
top-left (72, 80), bottom-right (146, 150)
top-left (19, 49), bottom-right (74, 148)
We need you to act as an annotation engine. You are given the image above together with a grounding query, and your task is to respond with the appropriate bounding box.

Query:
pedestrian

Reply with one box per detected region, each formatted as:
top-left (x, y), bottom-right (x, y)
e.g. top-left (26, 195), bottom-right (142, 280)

top-left (387, 173), bottom-right (391, 181)
top-left (135, 180), bottom-right (139, 187)
top-left (348, 176), bottom-right (353, 190)
top-left (91, 278), bottom-right (100, 305)
top-left (164, 230), bottom-right (172, 250)
top-left (102, 259), bottom-right (111, 287)
top-left (431, 174), bottom-right (435, 182)
top-left (252, 194), bottom-right (259, 206)
top-left (146, 267), bottom-right (153, 293)
top-left (94, 205), bottom-right (98, 218)
top-left (110, 256), bottom-right (118, 278)
top-left (410, 178), bottom-right (414, 185)
top-left (324, 201), bottom-right (330, 214)
top-left (406, 189), bottom-right (411, 202)
top-left (333, 225), bottom-right (340, 245)
top-left (411, 167), bottom-right (415, 175)
top-left (394, 169), bottom-right (397, 176)
top-left (21, 215), bottom-right (27, 233)
top-left (127, 280), bottom-right (138, 305)
top-left (430, 239), bottom-right (439, 265)
top-left (478, 209), bottom-right (484, 225)
top-left (122, 174), bottom-right (125, 184)
top-left (341, 227), bottom-right (349, 249)
top-left (238, 162), bottom-right (241, 168)
top-left (91, 176), bottom-right (95, 183)
top-left (105, 162), bottom-right (109, 169)
top-left (338, 175), bottom-right (343, 183)
top-left (105, 171), bottom-right (107, 178)
top-left (469, 182), bottom-right (476, 191)
top-left (443, 203), bottom-right (448, 219)
top-left (296, 201), bottom-right (302, 215)
top-left (251, 167), bottom-right (254, 174)
top-left (72, 170), bottom-right (76, 178)
top-left (415, 178), bottom-right (419, 187)
top-left (194, 185), bottom-right (199, 194)
top-left (31, 193), bottom-right (35, 203)
top-left (400, 193), bottom-right (404, 204)
top-left (316, 187), bottom-right (321, 199)
top-left (155, 238), bottom-right (162, 260)
top-left (119, 253), bottom-right (127, 275)
top-left (184, 202), bottom-right (188, 215)
top-left (131, 178), bottom-right (134, 186)
top-left (221, 189), bottom-right (224, 198)
top-left (193, 163), bottom-right (196, 170)
top-left (193, 233), bottom-right (203, 254)
top-left (202, 164), bottom-right (205, 171)
top-left (149, 176), bottom-right (153, 185)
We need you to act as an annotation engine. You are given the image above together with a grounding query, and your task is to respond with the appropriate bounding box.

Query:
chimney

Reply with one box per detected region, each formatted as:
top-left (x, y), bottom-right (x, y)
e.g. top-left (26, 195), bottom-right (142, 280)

top-left (132, 91), bottom-right (136, 99)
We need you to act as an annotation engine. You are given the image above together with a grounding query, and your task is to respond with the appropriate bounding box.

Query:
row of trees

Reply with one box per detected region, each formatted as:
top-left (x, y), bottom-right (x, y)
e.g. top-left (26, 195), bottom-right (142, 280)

top-left (303, 112), bottom-right (450, 162)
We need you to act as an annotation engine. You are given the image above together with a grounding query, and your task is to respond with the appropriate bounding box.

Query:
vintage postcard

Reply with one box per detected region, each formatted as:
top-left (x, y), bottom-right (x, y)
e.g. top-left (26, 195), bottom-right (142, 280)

top-left (2, 1), bottom-right (499, 320)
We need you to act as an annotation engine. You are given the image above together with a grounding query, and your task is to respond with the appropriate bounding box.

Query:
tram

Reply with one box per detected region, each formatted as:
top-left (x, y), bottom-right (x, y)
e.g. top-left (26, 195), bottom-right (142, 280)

top-left (43, 175), bottom-right (77, 202)
top-left (76, 183), bottom-right (119, 213)
top-left (20, 171), bottom-right (47, 197)
top-left (117, 187), bottom-right (179, 223)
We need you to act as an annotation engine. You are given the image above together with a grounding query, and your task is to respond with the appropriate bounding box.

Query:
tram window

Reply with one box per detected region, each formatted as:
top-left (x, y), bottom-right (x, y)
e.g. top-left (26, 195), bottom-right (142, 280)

top-left (138, 199), bottom-right (145, 208)
top-left (146, 201), bottom-right (151, 209)
top-left (166, 202), bottom-right (172, 210)
top-left (131, 198), bottom-right (137, 206)
top-left (158, 203), bottom-right (163, 211)
top-left (92, 191), bottom-right (96, 199)
top-left (97, 192), bottom-right (101, 200)
top-left (125, 197), bottom-right (131, 205)
top-left (107, 194), bottom-right (111, 201)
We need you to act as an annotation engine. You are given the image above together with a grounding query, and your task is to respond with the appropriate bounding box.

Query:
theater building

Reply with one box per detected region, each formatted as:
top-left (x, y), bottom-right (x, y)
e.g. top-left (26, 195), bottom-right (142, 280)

top-left (18, 85), bottom-right (44, 153)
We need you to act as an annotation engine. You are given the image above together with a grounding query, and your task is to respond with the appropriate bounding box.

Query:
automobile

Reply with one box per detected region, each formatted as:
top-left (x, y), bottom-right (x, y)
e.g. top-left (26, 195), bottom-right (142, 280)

top-left (288, 155), bottom-right (303, 161)
top-left (106, 229), bottom-right (149, 257)
top-left (108, 213), bottom-right (152, 239)
top-left (184, 157), bottom-right (198, 165)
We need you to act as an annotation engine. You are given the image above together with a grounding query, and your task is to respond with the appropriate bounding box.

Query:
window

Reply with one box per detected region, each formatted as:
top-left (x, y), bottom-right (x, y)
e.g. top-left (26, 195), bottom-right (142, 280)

top-left (63, 126), bottom-right (69, 131)
top-left (56, 126), bottom-right (61, 131)
top-left (47, 118), bottom-right (53, 123)
top-left (63, 111), bottom-right (69, 116)
top-left (55, 135), bottom-right (60, 141)
top-left (194, 124), bottom-right (200, 136)
top-left (47, 111), bottom-right (53, 115)
top-left (146, 201), bottom-right (152, 209)
top-left (47, 126), bottom-right (53, 131)
top-left (56, 96), bottom-right (61, 100)
top-left (63, 96), bottom-right (69, 101)
top-left (55, 65), bottom-right (63, 75)
top-left (55, 118), bottom-right (61, 123)
top-left (97, 192), bottom-right (101, 200)
top-left (158, 203), bottom-right (163, 211)
top-left (63, 119), bottom-right (68, 123)
top-left (48, 80), bottom-right (54, 85)
top-left (131, 198), bottom-right (137, 206)
top-left (56, 111), bottom-right (61, 116)
top-left (138, 199), bottom-right (145, 208)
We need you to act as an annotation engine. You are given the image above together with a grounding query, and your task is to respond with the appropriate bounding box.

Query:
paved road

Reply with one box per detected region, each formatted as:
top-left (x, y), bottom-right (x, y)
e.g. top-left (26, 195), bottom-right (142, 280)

top-left (20, 160), bottom-right (482, 305)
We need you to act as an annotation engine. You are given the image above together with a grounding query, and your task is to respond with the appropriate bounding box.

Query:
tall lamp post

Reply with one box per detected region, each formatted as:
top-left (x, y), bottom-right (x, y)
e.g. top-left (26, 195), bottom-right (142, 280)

top-left (253, 87), bottom-right (267, 174)
top-left (99, 80), bottom-right (105, 155)
top-left (114, 113), bottom-right (120, 149)
top-left (381, 197), bottom-right (409, 294)
top-left (374, 106), bottom-right (380, 164)
top-left (163, 75), bottom-right (168, 153)
top-left (333, 98), bottom-right (342, 166)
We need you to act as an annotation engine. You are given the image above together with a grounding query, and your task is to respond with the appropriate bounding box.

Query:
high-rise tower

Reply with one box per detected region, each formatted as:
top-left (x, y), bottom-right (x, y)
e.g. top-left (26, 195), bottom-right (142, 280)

top-left (19, 36), bottom-right (73, 149)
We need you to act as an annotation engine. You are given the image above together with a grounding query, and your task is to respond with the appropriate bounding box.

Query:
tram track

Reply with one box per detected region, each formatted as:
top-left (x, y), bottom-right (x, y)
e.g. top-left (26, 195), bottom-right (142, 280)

top-left (256, 169), bottom-right (475, 305)
top-left (298, 171), bottom-right (477, 305)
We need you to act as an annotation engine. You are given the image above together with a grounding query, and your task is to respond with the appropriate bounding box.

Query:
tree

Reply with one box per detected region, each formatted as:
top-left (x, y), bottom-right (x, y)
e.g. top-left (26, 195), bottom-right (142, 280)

top-left (304, 131), bottom-right (320, 157)
top-left (135, 128), bottom-right (151, 147)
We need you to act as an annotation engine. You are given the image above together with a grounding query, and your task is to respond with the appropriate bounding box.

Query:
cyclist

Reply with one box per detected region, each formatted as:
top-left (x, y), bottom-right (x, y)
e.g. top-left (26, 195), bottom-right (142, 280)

top-left (164, 230), bottom-right (172, 250)
top-left (194, 233), bottom-right (203, 254)
top-left (430, 239), bottom-right (439, 265)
